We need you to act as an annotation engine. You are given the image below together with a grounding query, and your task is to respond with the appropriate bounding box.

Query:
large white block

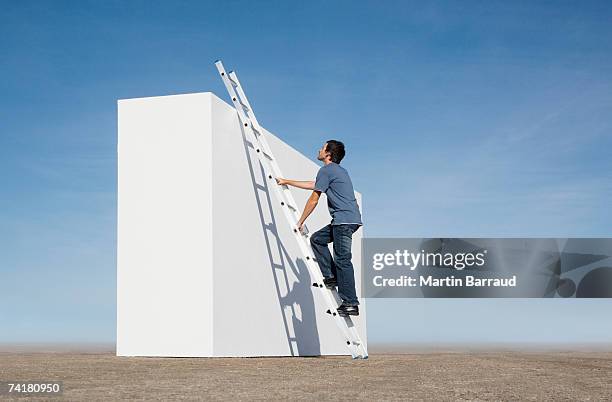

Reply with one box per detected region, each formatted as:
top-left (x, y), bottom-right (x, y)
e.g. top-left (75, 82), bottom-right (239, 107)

top-left (117, 92), bottom-right (367, 357)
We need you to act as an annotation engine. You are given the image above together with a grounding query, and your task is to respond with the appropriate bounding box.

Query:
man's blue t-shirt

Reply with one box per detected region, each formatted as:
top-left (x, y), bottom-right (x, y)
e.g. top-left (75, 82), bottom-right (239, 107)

top-left (314, 162), bottom-right (362, 225)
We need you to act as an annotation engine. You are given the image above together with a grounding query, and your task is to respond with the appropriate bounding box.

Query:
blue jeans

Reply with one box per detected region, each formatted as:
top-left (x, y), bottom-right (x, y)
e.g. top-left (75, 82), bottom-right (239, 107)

top-left (310, 223), bottom-right (361, 306)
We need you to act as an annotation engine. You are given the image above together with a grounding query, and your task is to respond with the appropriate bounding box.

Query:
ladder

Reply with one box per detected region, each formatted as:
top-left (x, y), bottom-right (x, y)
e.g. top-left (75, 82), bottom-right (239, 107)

top-left (214, 60), bottom-right (368, 359)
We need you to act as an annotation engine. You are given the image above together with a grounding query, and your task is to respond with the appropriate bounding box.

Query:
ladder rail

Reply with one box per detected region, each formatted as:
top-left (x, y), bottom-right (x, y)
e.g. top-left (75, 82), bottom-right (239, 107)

top-left (214, 60), bottom-right (367, 359)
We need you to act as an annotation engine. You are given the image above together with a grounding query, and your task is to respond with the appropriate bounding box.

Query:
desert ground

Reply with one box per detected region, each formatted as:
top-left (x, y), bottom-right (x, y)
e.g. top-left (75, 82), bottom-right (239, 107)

top-left (1, 344), bottom-right (611, 401)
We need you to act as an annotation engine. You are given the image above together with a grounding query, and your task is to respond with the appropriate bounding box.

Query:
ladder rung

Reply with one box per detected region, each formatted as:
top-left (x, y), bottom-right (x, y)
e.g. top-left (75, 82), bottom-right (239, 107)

top-left (255, 183), bottom-right (267, 191)
top-left (230, 95), bottom-right (250, 112)
top-left (286, 204), bottom-right (297, 212)
top-left (254, 147), bottom-right (274, 161)
top-left (228, 72), bottom-right (239, 87)
top-left (281, 201), bottom-right (297, 211)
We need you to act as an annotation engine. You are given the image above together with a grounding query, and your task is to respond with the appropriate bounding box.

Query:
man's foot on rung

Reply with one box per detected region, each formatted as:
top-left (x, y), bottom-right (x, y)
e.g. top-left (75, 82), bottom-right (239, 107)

top-left (323, 277), bottom-right (337, 289)
top-left (337, 303), bottom-right (359, 317)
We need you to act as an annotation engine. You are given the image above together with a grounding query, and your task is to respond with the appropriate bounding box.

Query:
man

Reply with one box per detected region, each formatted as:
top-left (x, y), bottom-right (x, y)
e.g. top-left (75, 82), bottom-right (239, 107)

top-left (276, 140), bottom-right (362, 316)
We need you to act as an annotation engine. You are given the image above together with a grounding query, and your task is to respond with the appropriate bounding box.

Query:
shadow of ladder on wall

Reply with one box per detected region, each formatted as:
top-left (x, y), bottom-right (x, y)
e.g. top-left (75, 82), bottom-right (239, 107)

top-left (215, 60), bottom-right (368, 359)
top-left (240, 115), bottom-right (321, 356)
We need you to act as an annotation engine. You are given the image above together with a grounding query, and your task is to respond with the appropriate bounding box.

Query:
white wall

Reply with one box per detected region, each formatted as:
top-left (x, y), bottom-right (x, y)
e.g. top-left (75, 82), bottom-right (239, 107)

top-left (117, 94), bottom-right (214, 356)
top-left (117, 92), bottom-right (366, 357)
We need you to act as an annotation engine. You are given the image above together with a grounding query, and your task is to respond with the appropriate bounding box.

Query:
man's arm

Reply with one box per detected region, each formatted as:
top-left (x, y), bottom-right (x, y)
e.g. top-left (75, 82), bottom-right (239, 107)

top-left (276, 178), bottom-right (315, 190)
top-left (297, 190), bottom-right (321, 231)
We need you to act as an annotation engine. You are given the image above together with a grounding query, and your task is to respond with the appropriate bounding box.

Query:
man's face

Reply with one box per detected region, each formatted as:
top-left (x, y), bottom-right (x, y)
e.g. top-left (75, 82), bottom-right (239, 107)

top-left (317, 142), bottom-right (329, 161)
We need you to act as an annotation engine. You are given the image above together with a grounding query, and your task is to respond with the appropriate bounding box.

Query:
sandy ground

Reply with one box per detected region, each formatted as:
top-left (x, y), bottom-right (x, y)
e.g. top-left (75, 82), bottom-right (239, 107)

top-left (1, 345), bottom-right (611, 401)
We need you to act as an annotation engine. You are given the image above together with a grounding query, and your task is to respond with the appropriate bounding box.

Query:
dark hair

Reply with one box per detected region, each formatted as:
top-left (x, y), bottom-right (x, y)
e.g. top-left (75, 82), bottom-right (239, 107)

top-left (325, 140), bottom-right (345, 163)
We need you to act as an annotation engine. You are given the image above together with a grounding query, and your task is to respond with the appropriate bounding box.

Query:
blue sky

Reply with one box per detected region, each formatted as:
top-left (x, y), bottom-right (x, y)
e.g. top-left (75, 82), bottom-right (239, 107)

top-left (1, 0), bottom-right (611, 344)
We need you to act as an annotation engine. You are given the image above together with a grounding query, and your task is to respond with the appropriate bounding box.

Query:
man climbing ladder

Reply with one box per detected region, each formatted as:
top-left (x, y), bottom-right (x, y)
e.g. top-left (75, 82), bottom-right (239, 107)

top-left (276, 140), bottom-right (363, 316)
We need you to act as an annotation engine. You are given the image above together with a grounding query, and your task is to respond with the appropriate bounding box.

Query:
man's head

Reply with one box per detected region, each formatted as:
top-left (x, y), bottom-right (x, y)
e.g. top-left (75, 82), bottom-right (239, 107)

top-left (317, 140), bottom-right (345, 164)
